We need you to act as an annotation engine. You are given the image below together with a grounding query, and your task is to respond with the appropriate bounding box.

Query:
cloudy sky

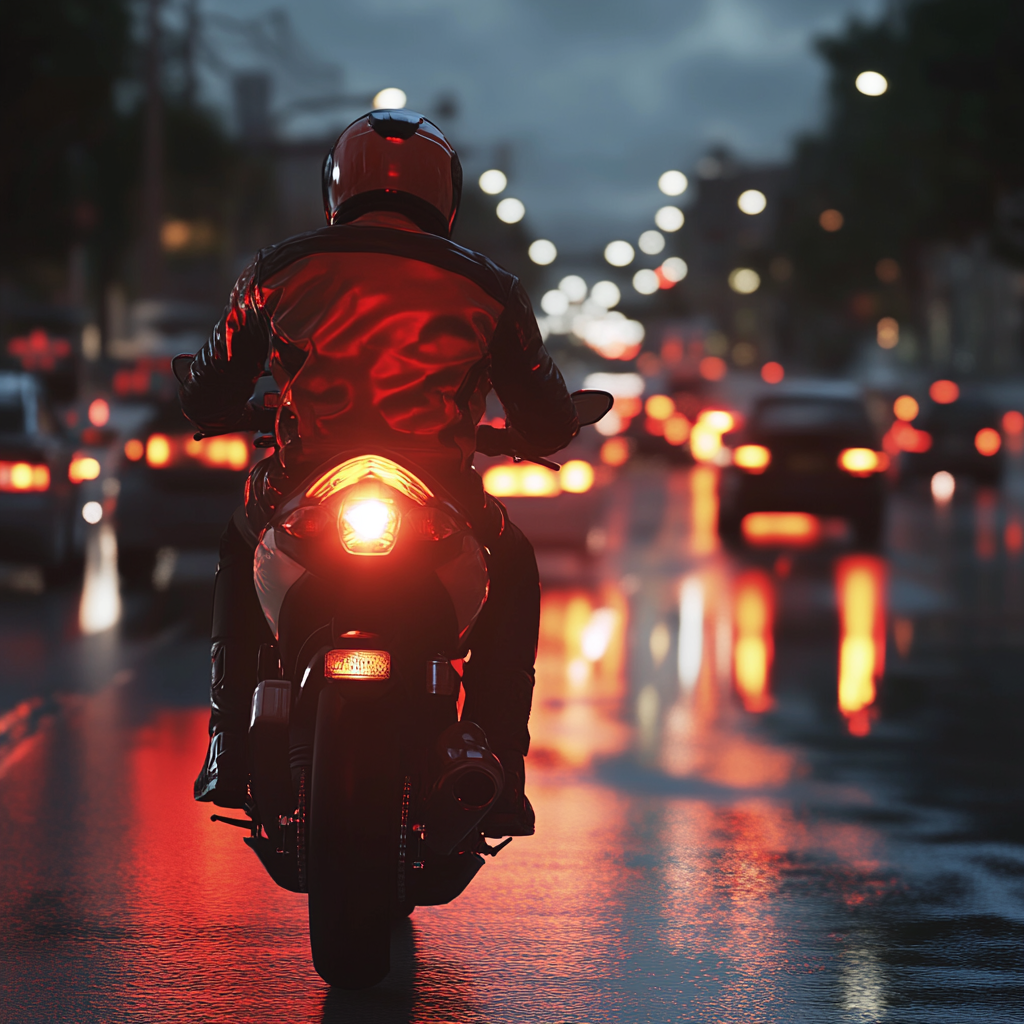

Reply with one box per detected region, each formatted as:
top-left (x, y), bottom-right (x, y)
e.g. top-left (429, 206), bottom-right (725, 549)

top-left (201, 0), bottom-right (885, 246)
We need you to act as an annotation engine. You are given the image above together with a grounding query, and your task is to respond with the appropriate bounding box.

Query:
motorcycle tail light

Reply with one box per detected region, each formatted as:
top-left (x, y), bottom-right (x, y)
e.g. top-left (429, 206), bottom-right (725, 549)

top-left (838, 448), bottom-right (888, 476)
top-left (325, 648), bottom-right (391, 680)
top-left (405, 505), bottom-right (460, 541)
top-left (340, 497), bottom-right (399, 555)
top-left (307, 454), bottom-right (433, 505)
top-left (279, 505), bottom-right (331, 539)
top-left (0, 461), bottom-right (50, 492)
top-left (733, 444), bottom-right (771, 473)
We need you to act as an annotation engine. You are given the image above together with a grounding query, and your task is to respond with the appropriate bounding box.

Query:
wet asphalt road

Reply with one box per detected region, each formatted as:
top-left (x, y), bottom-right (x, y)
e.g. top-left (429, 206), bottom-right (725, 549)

top-left (0, 462), bottom-right (1022, 1023)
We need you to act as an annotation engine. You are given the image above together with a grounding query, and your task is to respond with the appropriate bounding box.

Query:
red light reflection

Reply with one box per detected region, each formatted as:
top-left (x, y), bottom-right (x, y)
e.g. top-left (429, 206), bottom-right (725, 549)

top-left (733, 570), bottom-right (774, 713)
top-left (835, 556), bottom-right (886, 736)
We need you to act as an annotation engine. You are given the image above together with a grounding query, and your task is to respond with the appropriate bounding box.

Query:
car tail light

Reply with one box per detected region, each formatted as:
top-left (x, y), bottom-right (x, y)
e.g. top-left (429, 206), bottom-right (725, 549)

top-left (68, 453), bottom-right (101, 484)
top-left (837, 448), bottom-right (888, 476)
top-left (184, 434), bottom-right (250, 470)
top-left (0, 461), bottom-right (50, 492)
top-left (340, 497), bottom-right (399, 555)
top-left (733, 444), bottom-right (771, 473)
top-left (325, 648), bottom-right (391, 680)
top-left (279, 506), bottom-right (331, 539)
top-left (974, 428), bottom-right (1001, 456)
top-left (124, 438), bottom-right (144, 461)
top-left (742, 512), bottom-right (821, 546)
top-left (146, 434), bottom-right (172, 468)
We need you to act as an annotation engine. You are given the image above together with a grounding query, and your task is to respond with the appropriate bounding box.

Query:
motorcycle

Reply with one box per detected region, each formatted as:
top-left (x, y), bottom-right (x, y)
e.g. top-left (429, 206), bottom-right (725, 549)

top-left (175, 361), bottom-right (613, 990)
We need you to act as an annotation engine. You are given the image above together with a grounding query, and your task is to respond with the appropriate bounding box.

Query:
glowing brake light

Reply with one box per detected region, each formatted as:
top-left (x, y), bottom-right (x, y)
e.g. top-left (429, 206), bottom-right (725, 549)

top-left (838, 448), bottom-right (889, 476)
top-left (733, 444), bottom-right (771, 473)
top-left (68, 454), bottom-right (101, 484)
top-left (0, 461), bottom-right (50, 492)
top-left (974, 428), bottom-right (1001, 456)
top-left (325, 648), bottom-right (391, 680)
top-left (340, 498), bottom-right (399, 555)
top-left (742, 512), bottom-right (820, 546)
top-left (146, 434), bottom-right (172, 468)
top-left (124, 438), bottom-right (144, 461)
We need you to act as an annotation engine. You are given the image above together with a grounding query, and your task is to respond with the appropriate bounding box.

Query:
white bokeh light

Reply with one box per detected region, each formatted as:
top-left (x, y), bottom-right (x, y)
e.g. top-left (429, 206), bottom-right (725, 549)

top-left (737, 189), bottom-right (767, 215)
top-left (654, 206), bottom-right (685, 232)
top-left (372, 87), bottom-right (407, 109)
top-left (541, 290), bottom-right (570, 316)
top-left (604, 240), bottom-right (635, 267)
top-left (855, 71), bottom-right (888, 96)
top-left (632, 269), bottom-right (660, 295)
top-left (638, 230), bottom-right (665, 255)
top-left (661, 257), bottom-right (688, 283)
top-left (728, 268), bottom-right (761, 294)
top-left (496, 198), bottom-right (525, 224)
top-left (559, 275), bottom-right (588, 303)
top-left (590, 281), bottom-right (621, 309)
top-left (478, 169), bottom-right (507, 195)
top-left (528, 239), bottom-right (557, 265)
top-left (658, 170), bottom-right (688, 196)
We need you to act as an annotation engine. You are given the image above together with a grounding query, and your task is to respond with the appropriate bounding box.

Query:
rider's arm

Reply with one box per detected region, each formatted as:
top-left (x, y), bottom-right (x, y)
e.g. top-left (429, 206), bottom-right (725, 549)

top-left (489, 279), bottom-right (578, 455)
top-left (179, 262), bottom-right (269, 432)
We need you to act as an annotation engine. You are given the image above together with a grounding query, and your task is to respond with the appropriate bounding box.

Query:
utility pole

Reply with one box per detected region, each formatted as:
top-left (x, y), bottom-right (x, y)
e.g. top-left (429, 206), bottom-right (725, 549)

top-left (139, 0), bottom-right (164, 298)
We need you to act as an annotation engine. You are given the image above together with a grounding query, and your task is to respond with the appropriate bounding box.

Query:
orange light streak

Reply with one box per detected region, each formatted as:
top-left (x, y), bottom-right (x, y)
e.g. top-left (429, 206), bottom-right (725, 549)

top-left (733, 570), bottom-right (774, 712)
top-left (835, 555), bottom-right (886, 736)
top-left (741, 512), bottom-right (820, 546)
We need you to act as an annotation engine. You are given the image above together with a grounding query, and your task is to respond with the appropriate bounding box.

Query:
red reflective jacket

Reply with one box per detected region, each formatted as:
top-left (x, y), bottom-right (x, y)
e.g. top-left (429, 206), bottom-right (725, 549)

top-left (181, 213), bottom-right (577, 488)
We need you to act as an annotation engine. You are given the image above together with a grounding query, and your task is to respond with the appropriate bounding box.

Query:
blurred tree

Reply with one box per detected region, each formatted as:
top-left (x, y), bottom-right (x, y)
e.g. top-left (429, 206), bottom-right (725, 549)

top-left (0, 0), bottom-right (130, 298)
top-left (777, 0), bottom-right (1024, 362)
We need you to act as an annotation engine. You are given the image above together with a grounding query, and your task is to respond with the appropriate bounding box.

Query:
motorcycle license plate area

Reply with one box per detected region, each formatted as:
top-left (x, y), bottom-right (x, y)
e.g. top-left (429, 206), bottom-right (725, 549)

top-left (324, 648), bottom-right (391, 680)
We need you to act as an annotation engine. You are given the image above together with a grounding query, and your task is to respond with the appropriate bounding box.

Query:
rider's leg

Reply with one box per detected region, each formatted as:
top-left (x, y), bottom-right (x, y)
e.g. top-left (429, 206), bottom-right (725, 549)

top-left (460, 518), bottom-right (540, 836)
top-left (194, 517), bottom-right (273, 807)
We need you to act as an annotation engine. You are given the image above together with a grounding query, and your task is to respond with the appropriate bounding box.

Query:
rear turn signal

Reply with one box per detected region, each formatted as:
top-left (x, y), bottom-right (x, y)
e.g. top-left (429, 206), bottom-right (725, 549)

top-left (340, 497), bottom-right (399, 555)
top-left (733, 444), bottom-right (771, 473)
top-left (325, 649), bottom-right (391, 680)
top-left (838, 448), bottom-right (888, 476)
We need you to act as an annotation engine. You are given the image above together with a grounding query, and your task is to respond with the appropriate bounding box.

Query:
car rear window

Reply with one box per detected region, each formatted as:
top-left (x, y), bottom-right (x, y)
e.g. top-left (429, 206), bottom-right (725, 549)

top-left (753, 399), bottom-right (870, 432)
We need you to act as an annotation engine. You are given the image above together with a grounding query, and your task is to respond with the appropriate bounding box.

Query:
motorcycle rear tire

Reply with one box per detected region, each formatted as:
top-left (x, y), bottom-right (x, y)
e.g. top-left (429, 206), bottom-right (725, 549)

top-left (307, 686), bottom-right (401, 989)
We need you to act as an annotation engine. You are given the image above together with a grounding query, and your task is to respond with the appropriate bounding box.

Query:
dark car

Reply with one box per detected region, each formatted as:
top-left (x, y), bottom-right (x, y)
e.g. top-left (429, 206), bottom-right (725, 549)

top-left (116, 400), bottom-right (262, 580)
top-left (0, 371), bottom-right (84, 573)
top-left (901, 396), bottom-right (1004, 485)
top-left (718, 387), bottom-right (887, 547)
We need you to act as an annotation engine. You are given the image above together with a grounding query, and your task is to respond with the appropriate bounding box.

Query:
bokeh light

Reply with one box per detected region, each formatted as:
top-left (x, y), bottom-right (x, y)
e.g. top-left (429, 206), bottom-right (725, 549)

top-left (496, 198), bottom-right (525, 224)
top-left (478, 169), bottom-right (507, 195)
top-left (975, 428), bottom-right (1001, 456)
top-left (660, 257), bottom-right (687, 283)
top-left (599, 437), bottom-right (631, 466)
top-left (654, 206), bottom-right (684, 232)
top-left (372, 87), bottom-right (407, 108)
top-left (931, 470), bottom-right (955, 505)
top-left (1002, 410), bottom-right (1024, 435)
top-left (929, 379), bottom-right (959, 404)
top-left (658, 170), bottom-right (688, 196)
top-left (632, 269), bottom-right (659, 295)
top-left (541, 290), bottom-right (569, 316)
top-left (877, 317), bottom-right (899, 349)
top-left (893, 395), bottom-right (919, 421)
top-left (528, 239), bottom-right (557, 265)
top-left (82, 500), bottom-right (103, 524)
top-left (604, 240), bottom-right (635, 267)
top-left (855, 71), bottom-right (888, 96)
top-left (559, 275), bottom-right (588, 303)
top-left (590, 281), bottom-right (621, 309)
top-left (819, 209), bottom-right (844, 231)
top-left (876, 258), bottom-right (901, 283)
top-left (645, 395), bottom-right (675, 421)
top-left (88, 398), bottom-right (110, 427)
top-left (638, 230), bottom-right (665, 255)
top-left (699, 356), bottom-right (727, 381)
top-left (761, 361), bottom-right (784, 384)
top-left (737, 189), bottom-right (767, 215)
top-left (728, 268), bottom-right (760, 294)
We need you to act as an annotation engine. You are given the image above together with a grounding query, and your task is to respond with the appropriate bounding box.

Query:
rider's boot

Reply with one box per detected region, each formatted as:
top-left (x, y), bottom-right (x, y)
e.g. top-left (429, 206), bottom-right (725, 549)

top-left (193, 520), bottom-right (271, 809)
top-left (480, 749), bottom-right (535, 837)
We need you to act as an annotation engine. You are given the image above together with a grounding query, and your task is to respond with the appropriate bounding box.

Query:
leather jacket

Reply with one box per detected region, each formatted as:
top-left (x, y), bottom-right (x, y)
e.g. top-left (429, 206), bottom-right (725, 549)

top-left (179, 213), bottom-right (579, 495)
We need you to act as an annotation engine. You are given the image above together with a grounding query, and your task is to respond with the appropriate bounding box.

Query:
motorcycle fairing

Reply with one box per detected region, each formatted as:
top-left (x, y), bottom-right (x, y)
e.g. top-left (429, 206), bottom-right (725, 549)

top-left (254, 527), bottom-right (307, 640)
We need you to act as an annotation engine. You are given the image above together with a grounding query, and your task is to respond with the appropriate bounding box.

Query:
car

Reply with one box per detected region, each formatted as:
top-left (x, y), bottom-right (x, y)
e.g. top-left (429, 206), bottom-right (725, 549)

top-left (900, 394), bottom-right (1004, 485)
top-left (0, 371), bottom-right (86, 575)
top-left (115, 399), bottom-right (263, 581)
top-left (718, 386), bottom-right (888, 548)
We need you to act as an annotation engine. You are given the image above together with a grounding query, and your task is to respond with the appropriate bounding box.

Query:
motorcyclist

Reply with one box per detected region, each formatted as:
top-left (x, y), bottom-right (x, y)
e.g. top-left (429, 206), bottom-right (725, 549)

top-left (181, 109), bottom-right (578, 837)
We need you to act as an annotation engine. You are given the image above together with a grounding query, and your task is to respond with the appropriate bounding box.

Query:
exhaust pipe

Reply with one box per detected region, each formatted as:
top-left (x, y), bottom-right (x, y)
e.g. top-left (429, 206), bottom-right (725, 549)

top-left (422, 722), bottom-right (504, 855)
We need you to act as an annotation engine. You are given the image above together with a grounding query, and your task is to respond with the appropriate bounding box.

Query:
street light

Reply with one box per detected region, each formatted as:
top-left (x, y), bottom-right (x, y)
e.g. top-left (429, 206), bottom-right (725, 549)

top-left (655, 206), bottom-right (684, 232)
top-left (478, 169), bottom-right (507, 195)
top-left (604, 240), bottom-right (635, 267)
top-left (496, 198), bottom-right (525, 224)
top-left (373, 87), bottom-right (407, 108)
top-left (855, 71), bottom-right (888, 96)
top-left (737, 189), bottom-right (766, 215)
top-left (632, 269), bottom-right (660, 295)
top-left (528, 239), bottom-right (557, 265)
top-left (658, 170), bottom-right (688, 196)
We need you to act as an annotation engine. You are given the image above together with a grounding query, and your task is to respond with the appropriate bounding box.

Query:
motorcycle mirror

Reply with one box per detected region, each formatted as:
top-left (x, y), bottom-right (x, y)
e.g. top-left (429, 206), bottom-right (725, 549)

top-left (171, 353), bottom-right (194, 386)
top-left (571, 390), bottom-right (615, 426)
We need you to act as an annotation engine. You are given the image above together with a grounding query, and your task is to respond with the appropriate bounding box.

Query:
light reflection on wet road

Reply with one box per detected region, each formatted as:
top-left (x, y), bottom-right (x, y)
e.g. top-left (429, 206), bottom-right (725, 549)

top-left (1, 463), bottom-right (1023, 1022)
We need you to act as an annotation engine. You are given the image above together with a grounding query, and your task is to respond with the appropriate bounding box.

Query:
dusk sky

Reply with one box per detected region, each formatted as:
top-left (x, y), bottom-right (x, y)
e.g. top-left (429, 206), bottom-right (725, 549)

top-left (200, 0), bottom-right (886, 247)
